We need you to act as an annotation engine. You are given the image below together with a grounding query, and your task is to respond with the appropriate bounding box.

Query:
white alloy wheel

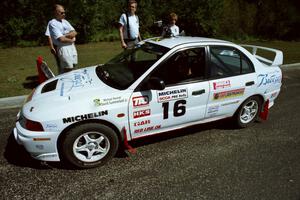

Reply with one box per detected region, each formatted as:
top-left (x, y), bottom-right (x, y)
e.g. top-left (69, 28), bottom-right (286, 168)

top-left (73, 131), bottom-right (110, 162)
top-left (239, 100), bottom-right (259, 124)
top-left (235, 96), bottom-right (262, 128)
top-left (61, 123), bottom-right (119, 169)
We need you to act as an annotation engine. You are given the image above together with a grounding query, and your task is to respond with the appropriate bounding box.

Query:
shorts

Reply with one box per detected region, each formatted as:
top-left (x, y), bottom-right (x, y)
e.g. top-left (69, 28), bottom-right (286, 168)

top-left (57, 44), bottom-right (78, 69)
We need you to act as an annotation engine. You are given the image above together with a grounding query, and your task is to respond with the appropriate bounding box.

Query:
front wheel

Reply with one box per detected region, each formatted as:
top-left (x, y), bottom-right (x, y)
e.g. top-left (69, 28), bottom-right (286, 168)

top-left (235, 96), bottom-right (262, 128)
top-left (60, 123), bottom-right (119, 169)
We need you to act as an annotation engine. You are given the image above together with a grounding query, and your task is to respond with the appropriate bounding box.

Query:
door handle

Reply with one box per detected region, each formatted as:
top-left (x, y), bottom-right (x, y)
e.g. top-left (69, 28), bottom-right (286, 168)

top-left (192, 89), bottom-right (205, 95)
top-left (245, 81), bottom-right (255, 86)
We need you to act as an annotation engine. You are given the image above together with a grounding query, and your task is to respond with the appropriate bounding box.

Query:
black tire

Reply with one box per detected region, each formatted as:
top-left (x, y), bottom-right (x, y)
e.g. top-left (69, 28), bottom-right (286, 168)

top-left (235, 96), bottom-right (262, 128)
top-left (60, 123), bottom-right (119, 169)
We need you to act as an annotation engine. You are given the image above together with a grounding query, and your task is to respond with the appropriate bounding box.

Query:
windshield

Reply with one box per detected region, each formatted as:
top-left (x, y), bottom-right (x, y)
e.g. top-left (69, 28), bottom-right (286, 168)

top-left (96, 42), bottom-right (169, 90)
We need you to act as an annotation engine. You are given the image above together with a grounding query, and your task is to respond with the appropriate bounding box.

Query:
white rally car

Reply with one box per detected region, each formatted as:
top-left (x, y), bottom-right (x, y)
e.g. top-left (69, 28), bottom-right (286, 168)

top-left (14, 36), bottom-right (283, 168)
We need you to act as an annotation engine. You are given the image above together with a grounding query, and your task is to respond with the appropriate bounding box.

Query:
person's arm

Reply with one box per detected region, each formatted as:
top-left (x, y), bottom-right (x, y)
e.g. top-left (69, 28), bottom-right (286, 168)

top-left (58, 36), bottom-right (76, 43)
top-left (47, 36), bottom-right (56, 55)
top-left (119, 25), bottom-right (127, 49)
top-left (65, 30), bottom-right (77, 39)
top-left (46, 22), bottom-right (56, 54)
top-left (138, 32), bottom-right (142, 41)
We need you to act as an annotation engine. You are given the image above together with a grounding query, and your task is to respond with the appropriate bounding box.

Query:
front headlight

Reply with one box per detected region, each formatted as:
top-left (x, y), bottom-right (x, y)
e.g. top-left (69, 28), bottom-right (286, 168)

top-left (18, 111), bottom-right (44, 132)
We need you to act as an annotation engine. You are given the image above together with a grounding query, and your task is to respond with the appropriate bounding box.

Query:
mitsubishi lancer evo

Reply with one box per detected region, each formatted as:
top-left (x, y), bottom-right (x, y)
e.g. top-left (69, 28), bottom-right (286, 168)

top-left (14, 36), bottom-right (283, 168)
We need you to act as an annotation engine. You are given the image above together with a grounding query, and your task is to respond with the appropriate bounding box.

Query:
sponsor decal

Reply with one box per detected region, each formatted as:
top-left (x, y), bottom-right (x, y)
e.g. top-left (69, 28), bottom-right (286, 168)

top-left (208, 105), bottom-right (219, 114)
top-left (213, 80), bottom-right (231, 90)
top-left (157, 88), bottom-right (188, 103)
top-left (257, 72), bottom-right (281, 87)
top-left (221, 100), bottom-right (239, 106)
top-left (151, 38), bottom-right (163, 42)
top-left (213, 88), bottom-right (245, 100)
top-left (94, 96), bottom-right (126, 107)
top-left (133, 109), bottom-right (151, 119)
top-left (60, 69), bottom-right (93, 96)
top-left (45, 124), bottom-right (57, 130)
top-left (94, 99), bottom-right (101, 106)
top-left (133, 96), bottom-right (149, 107)
top-left (63, 110), bottom-right (108, 124)
top-left (134, 120), bottom-right (151, 127)
top-left (134, 125), bottom-right (161, 134)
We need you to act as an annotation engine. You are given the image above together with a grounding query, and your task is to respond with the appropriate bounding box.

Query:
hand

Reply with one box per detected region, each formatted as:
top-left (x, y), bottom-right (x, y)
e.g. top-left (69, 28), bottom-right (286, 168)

top-left (121, 41), bottom-right (127, 49)
top-left (50, 47), bottom-right (56, 55)
top-left (66, 31), bottom-right (77, 39)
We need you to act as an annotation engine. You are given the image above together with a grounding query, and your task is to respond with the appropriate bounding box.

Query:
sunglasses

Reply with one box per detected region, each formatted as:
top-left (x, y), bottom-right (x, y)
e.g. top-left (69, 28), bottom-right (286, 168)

top-left (59, 11), bottom-right (66, 15)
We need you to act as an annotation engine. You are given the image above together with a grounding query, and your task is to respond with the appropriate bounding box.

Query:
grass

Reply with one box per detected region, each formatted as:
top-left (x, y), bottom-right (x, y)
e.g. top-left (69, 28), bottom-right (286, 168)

top-left (0, 40), bottom-right (299, 98)
top-left (0, 42), bottom-right (122, 98)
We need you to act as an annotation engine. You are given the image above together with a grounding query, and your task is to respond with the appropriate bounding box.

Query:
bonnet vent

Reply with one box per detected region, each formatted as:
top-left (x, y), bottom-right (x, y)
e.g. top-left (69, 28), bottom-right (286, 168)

top-left (41, 79), bottom-right (58, 93)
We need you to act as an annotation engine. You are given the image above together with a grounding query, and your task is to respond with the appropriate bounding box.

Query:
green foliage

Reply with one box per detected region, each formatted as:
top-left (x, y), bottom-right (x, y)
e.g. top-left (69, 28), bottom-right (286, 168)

top-left (0, 0), bottom-right (299, 47)
top-left (90, 30), bottom-right (120, 42)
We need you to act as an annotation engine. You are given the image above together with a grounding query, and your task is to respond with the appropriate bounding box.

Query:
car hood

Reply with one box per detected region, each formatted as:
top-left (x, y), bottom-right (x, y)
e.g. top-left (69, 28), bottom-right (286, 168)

top-left (22, 66), bottom-right (124, 118)
top-left (35, 66), bottom-right (111, 97)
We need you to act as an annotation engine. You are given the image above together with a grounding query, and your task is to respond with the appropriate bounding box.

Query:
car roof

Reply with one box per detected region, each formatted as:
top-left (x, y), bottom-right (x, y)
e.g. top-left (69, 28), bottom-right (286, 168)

top-left (145, 36), bottom-right (233, 49)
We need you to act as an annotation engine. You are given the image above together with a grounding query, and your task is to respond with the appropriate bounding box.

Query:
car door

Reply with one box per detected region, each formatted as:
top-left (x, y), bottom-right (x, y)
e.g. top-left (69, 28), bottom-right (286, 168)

top-left (205, 45), bottom-right (257, 118)
top-left (128, 47), bottom-right (210, 139)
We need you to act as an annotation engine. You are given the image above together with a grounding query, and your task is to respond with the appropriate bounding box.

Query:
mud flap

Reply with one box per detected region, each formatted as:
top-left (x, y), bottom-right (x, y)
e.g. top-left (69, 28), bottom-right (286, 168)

top-left (259, 100), bottom-right (269, 120)
top-left (122, 127), bottom-right (137, 154)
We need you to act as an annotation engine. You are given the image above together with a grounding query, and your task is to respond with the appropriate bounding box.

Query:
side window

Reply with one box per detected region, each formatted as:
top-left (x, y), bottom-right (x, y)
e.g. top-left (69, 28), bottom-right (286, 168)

top-left (151, 48), bottom-right (206, 86)
top-left (209, 46), bottom-right (254, 78)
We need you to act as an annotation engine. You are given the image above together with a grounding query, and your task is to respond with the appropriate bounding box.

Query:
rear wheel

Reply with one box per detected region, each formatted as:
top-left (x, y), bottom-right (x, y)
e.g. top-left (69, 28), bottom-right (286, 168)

top-left (235, 96), bottom-right (262, 128)
top-left (60, 123), bottom-right (119, 169)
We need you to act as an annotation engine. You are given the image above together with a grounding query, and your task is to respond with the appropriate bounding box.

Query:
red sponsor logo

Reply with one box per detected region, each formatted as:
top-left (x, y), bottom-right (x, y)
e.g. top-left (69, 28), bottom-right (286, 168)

top-left (133, 109), bottom-right (151, 118)
top-left (132, 96), bottom-right (149, 107)
top-left (134, 125), bottom-right (161, 134)
top-left (134, 120), bottom-right (151, 126)
top-left (158, 96), bottom-right (171, 102)
top-left (213, 80), bottom-right (231, 90)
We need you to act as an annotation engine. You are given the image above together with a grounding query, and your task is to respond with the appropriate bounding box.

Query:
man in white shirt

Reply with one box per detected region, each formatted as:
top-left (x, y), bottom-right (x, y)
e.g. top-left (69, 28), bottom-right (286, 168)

top-left (118, 0), bottom-right (142, 49)
top-left (47, 4), bottom-right (78, 74)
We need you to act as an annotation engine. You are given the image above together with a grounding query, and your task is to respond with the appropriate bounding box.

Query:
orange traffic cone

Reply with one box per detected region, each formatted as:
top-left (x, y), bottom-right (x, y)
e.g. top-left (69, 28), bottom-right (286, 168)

top-left (36, 56), bottom-right (47, 84)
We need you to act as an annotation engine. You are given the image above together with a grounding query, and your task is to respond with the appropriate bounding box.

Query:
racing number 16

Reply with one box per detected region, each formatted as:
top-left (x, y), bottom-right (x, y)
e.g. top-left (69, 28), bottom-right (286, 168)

top-left (162, 100), bottom-right (186, 119)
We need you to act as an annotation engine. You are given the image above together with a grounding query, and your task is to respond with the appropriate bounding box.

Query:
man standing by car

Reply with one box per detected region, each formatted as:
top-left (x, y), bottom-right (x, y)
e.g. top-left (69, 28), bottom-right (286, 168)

top-left (118, 0), bottom-right (142, 49)
top-left (45, 22), bottom-right (60, 73)
top-left (48, 4), bottom-right (78, 74)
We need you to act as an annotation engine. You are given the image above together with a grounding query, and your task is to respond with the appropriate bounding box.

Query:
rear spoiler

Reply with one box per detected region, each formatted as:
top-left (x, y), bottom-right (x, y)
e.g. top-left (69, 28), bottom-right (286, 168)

top-left (240, 45), bottom-right (283, 66)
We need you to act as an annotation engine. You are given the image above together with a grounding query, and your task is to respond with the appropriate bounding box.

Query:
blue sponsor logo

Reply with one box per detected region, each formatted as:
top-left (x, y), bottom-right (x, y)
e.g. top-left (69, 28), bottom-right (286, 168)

top-left (257, 73), bottom-right (281, 87)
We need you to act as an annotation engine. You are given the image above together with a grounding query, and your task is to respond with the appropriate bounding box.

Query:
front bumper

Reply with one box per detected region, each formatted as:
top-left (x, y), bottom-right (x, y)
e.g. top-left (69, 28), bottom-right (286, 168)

top-left (14, 122), bottom-right (60, 162)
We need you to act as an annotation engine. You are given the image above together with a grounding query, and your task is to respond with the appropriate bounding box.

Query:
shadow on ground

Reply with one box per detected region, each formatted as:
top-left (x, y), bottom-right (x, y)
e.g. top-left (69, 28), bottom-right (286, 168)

top-left (22, 75), bottom-right (39, 89)
top-left (4, 132), bottom-right (64, 170)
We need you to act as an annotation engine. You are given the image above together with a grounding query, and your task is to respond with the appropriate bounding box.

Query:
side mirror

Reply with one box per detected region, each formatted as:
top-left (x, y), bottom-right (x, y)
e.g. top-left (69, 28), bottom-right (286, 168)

top-left (148, 77), bottom-right (165, 90)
